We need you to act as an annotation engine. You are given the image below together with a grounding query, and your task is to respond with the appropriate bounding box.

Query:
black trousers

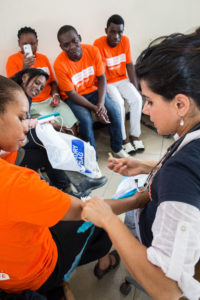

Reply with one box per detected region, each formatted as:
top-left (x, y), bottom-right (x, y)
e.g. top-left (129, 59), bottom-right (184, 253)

top-left (20, 129), bottom-right (70, 190)
top-left (37, 221), bottom-right (112, 293)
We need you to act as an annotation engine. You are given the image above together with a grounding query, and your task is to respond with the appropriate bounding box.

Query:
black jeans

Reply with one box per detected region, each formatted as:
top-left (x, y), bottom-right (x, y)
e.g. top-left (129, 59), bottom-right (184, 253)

top-left (19, 129), bottom-right (70, 190)
top-left (37, 221), bottom-right (112, 293)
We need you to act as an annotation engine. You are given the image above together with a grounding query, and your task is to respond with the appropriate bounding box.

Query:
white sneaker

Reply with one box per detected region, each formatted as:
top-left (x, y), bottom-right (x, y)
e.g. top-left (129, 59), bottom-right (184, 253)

top-left (132, 140), bottom-right (145, 152)
top-left (122, 142), bottom-right (136, 155)
top-left (113, 149), bottom-right (130, 158)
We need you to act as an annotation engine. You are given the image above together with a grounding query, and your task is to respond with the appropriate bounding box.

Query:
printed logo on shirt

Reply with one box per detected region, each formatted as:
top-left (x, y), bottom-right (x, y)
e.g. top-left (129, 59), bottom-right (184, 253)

top-left (37, 67), bottom-right (50, 75)
top-left (72, 67), bottom-right (94, 86)
top-left (106, 54), bottom-right (126, 69)
top-left (0, 273), bottom-right (10, 280)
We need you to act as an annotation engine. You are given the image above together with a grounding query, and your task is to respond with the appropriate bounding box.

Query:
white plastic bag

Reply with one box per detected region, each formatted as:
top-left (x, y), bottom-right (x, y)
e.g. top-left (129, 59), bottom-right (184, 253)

top-left (35, 123), bottom-right (102, 178)
top-left (112, 174), bottom-right (148, 199)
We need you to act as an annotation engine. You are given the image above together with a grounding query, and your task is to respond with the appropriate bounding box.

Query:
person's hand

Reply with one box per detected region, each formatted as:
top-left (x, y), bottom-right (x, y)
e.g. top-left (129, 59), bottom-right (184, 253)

top-left (22, 53), bottom-right (35, 69)
top-left (50, 121), bottom-right (74, 135)
top-left (95, 106), bottom-right (111, 124)
top-left (50, 94), bottom-right (61, 107)
top-left (24, 118), bottom-right (38, 129)
top-left (108, 157), bottom-right (144, 176)
top-left (81, 196), bottom-right (114, 228)
top-left (96, 103), bottom-right (107, 116)
top-left (97, 112), bottom-right (111, 124)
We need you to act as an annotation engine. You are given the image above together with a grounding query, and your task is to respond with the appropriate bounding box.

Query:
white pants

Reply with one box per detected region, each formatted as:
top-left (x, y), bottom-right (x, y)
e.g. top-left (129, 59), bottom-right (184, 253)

top-left (107, 79), bottom-right (142, 140)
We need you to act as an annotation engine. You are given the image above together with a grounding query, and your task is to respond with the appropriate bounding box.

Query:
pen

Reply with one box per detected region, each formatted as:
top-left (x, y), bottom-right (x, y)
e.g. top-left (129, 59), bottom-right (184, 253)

top-left (108, 152), bottom-right (113, 158)
top-left (108, 152), bottom-right (116, 163)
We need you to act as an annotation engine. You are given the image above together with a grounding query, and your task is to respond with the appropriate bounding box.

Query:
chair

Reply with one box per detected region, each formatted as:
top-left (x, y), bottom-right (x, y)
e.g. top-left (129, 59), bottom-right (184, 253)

top-left (120, 261), bottom-right (200, 298)
top-left (120, 276), bottom-right (148, 296)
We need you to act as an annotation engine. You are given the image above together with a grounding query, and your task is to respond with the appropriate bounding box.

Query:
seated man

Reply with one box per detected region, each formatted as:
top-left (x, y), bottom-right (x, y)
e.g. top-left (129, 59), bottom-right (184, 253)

top-left (94, 14), bottom-right (144, 154)
top-left (54, 25), bottom-right (128, 158)
top-left (6, 26), bottom-right (78, 134)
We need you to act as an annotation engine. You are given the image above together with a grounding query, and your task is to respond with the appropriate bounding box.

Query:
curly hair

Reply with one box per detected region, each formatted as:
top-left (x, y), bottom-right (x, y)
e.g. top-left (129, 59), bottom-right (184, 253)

top-left (17, 26), bottom-right (37, 39)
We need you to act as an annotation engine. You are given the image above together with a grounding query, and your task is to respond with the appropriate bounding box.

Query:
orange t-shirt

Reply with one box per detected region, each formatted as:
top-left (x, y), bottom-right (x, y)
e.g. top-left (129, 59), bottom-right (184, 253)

top-left (94, 35), bottom-right (132, 84)
top-left (6, 52), bottom-right (55, 103)
top-left (0, 158), bottom-right (71, 292)
top-left (54, 44), bottom-right (104, 100)
top-left (0, 152), bottom-right (17, 164)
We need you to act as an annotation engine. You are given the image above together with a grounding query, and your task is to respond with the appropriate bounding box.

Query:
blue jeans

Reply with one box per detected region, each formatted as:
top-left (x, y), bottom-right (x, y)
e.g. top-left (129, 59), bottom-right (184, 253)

top-left (65, 91), bottom-right (123, 153)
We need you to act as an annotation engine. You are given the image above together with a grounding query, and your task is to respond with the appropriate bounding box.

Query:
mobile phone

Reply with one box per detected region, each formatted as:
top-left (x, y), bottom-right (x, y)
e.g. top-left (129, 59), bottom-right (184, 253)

top-left (23, 44), bottom-right (33, 57)
top-left (37, 112), bottom-right (60, 124)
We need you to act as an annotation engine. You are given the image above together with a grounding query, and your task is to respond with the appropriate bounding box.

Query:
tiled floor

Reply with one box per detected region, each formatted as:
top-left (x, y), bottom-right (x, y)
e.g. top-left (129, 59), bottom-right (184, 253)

top-left (69, 119), bottom-right (173, 300)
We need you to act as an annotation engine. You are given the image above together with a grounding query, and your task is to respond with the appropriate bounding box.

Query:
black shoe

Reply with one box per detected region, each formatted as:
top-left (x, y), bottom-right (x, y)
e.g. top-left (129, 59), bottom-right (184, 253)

top-left (74, 176), bottom-right (108, 197)
top-left (94, 250), bottom-right (120, 279)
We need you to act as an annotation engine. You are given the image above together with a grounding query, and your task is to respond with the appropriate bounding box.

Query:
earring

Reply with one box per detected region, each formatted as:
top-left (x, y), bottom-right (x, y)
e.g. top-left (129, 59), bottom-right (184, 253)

top-left (180, 118), bottom-right (184, 126)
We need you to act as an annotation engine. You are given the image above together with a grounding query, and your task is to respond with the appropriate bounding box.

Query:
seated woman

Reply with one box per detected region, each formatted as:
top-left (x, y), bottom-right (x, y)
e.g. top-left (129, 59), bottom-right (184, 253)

top-left (6, 26), bottom-right (78, 134)
top-left (82, 30), bottom-right (200, 299)
top-left (10, 68), bottom-right (107, 196)
top-left (0, 75), bottom-right (120, 294)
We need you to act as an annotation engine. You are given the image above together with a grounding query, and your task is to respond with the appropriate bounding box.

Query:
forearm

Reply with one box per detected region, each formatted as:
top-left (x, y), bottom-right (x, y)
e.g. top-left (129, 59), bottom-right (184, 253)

top-left (139, 160), bottom-right (157, 174)
top-left (105, 190), bottom-right (149, 215)
top-left (61, 195), bottom-right (82, 221)
top-left (50, 81), bottom-right (60, 95)
top-left (126, 63), bottom-right (139, 89)
top-left (67, 90), bottom-right (97, 111)
top-left (103, 215), bottom-right (182, 300)
top-left (97, 74), bottom-right (107, 106)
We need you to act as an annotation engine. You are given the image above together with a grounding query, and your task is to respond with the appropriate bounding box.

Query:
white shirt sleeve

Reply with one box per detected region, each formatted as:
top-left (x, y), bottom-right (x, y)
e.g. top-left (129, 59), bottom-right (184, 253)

top-left (147, 201), bottom-right (200, 300)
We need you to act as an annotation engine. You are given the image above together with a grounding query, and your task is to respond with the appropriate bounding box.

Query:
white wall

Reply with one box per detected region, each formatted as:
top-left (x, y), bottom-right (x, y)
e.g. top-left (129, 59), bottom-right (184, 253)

top-left (1, 0), bottom-right (200, 76)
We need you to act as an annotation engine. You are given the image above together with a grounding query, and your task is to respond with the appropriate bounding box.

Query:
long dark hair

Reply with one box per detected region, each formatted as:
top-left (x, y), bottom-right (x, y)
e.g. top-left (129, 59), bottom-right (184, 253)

top-left (11, 68), bottom-right (49, 87)
top-left (135, 29), bottom-right (200, 107)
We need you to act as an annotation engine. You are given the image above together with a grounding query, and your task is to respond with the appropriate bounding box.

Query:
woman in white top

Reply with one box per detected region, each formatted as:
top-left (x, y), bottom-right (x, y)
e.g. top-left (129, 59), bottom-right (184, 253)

top-left (81, 29), bottom-right (200, 299)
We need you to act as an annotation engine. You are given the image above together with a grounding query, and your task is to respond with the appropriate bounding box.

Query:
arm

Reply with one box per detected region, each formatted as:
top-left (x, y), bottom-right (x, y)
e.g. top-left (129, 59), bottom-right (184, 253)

top-left (126, 62), bottom-right (139, 90)
top-left (105, 190), bottom-right (149, 215)
top-left (22, 53), bottom-right (36, 69)
top-left (61, 195), bottom-right (83, 221)
top-left (82, 198), bottom-right (182, 300)
top-left (108, 156), bottom-right (157, 176)
top-left (104, 214), bottom-right (181, 300)
top-left (96, 73), bottom-right (106, 108)
top-left (96, 73), bottom-right (110, 123)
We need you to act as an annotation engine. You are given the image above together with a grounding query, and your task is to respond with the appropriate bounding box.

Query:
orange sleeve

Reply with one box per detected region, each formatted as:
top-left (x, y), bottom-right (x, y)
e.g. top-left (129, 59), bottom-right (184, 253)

top-left (124, 36), bottom-right (133, 64)
top-left (42, 55), bottom-right (55, 83)
top-left (54, 56), bottom-right (74, 93)
top-left (6, 54), bottom-right (22, 77)
top-left (93, 46), bottom-right (105, 77)
top-left (93, 40), bottom-right (107, 67)
top-left (8, 169), bottom-right (71, 227)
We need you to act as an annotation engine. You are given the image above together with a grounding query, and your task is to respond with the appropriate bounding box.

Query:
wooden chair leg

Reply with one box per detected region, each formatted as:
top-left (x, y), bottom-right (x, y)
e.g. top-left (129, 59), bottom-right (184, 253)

top-left (62, 282), bottom-right (76, 300)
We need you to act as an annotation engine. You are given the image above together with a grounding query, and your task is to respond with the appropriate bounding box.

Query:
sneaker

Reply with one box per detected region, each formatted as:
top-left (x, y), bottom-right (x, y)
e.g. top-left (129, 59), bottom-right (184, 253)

top-left (122, 142), bottom-right (136, 156)
top-left (113, 149), bottom-right (130, 158)
top-left (132, 140), bottom-right (145, 152)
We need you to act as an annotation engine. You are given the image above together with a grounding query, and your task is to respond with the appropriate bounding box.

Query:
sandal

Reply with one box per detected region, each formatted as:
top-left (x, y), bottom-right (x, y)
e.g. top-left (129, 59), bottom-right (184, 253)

top-left (122, 142), bottom-right (136, 155)
top-left (94, 250), bottom-right (120, 279)
top-left (132, 140), bottom-right (145, 152)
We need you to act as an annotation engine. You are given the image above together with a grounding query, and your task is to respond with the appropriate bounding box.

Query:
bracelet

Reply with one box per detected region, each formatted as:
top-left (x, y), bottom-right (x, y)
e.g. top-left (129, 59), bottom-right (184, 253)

top-left (52, 93), bottom-right (60, 98)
